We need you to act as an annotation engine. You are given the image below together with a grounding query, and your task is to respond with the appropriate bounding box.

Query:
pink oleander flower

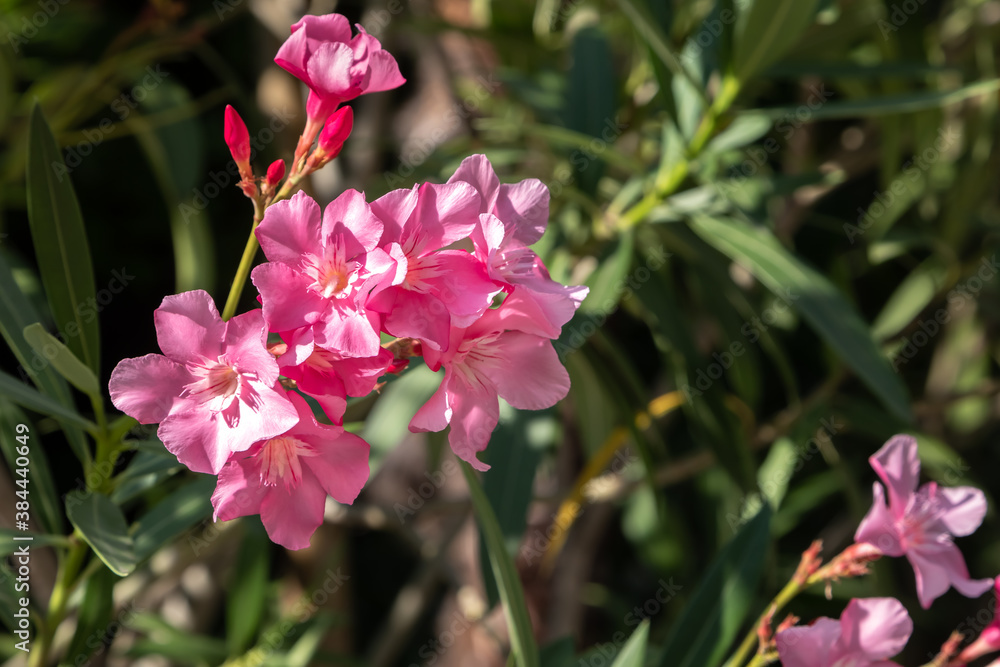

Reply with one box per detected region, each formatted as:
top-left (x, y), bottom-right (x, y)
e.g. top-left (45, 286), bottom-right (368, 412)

top-left (775, 597), bottom-right (912, 667)
top-left (275, 13), bottom-right (405, 124)
top-left (956, 576), bottom-right (1000, 664)
top-left (409, 303), bottom-right (570, 470)
top-left (109, 290), bottom-right (299, 475)
top-left (252, 190), bottom-right (398, 360)
top-left (449, 155), bottom-right (588, 338)
top-left (212, 391), bottom-right (370, 550)
top-left (367, 181), bottom-right (500, 350)
top-left (854, 435), bottom-right (992, 609)
top-left (272, 334), bottom-right (393, 424)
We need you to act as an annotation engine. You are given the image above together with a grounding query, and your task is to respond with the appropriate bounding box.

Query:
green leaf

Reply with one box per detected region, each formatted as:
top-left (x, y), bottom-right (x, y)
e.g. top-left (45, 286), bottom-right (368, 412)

top-left (0, 402), bottom-right (63, 534)
top-left (690, 216), bottom-right (911, 422)
top-left (580, 231), bottom-right (634, 315)
top-left (871, 258), bottom-right (948, 341)
top-left (657, 505), bottom-right (772, 667)
top-left (479, 408), bottom-right (546, 608)
top-left (0, 253), bottom-right (90, 462)
top-left (0, 561), bottom-right (21, 631)
top-left (65, 491), bottom-right (136, 576)
top-left (26, 104), bottom-right (100, 376)
top-left (461, 462), bottom-right (539, 667)
top-left (131, 475), bottom-right (214, 562)
top-left (752, 79), bottom-right (1000, 120)
top-left (65, 566), bottom-right (115, 665)
top-left (612, 621), bottom-right (650, 667)
top-left (707, 114), bottom-right (774, 154)
top-left (110, 443), bottom-right (183, 505)
top-left (128, 613), bottom-right (229, 664)
top-left (227, 521), bottom-right (271, 656)
top-left (733, 0), bottom-right (820, 81)
top-left (0, 529), bottom-right (72, 557)
top-left (0, 369), bottom-right (96, 431)
top-left (564, 26), bottom-right (617, 195)
top-left (22, 323), bottom-right (100, 397)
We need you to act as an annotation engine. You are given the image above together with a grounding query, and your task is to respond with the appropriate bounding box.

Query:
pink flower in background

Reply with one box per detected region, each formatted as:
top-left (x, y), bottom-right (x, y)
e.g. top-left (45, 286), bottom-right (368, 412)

top-left (275, 13), bottom-right (405, 124)
top-left (109, 291), bottom-right (299, 475)
top-left (212, 392), bottom-right (370, 550)
top-left (367, 181), bottom-right (500, 350)
top-left (409, 303), bottom-right (570, 470)
top-left (854, 435), bottom-right (992, 609)
top-left (274, 334), bottom-right (393, 424)
top-left (775, 597), bottom-right (912, 667)
top-left (252, 190), bottom-right (398, 360)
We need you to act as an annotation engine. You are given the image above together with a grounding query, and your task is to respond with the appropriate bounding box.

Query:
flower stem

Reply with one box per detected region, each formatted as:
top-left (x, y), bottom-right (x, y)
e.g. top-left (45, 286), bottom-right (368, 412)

top-left (30, 538), bottom-right (88, 667)
top-left (723, 577), bottom-right (802, 667)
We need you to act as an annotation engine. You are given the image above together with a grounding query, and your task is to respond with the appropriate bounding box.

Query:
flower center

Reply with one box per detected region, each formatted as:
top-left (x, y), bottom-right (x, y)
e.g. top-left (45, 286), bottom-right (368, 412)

top-left (453, 333), bottom-right (502, 386)
top-left (258, 435), bottom-right (316, 487)
top-left (185, 357), bottom-right (240, 402)
top-left (492, 246), bottom-right (539, 282)
top-left (303, 241), bottom-right (362, 299)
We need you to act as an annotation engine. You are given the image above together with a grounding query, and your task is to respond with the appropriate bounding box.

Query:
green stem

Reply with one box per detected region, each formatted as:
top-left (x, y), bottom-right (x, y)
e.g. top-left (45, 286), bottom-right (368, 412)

top-left (723, 578), bottom-right (802, 667)
top-left (617, 75), bottom-right (741, 231)
top-left (30, 539), bottom-right (88, 667)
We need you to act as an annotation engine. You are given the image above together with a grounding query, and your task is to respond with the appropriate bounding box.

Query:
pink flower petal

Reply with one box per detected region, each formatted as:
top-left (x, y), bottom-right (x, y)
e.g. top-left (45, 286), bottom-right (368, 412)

top-left (775, 618), bottom-right (840, 667)
top-left (378, 288), bottom-right (452, 351)
top-left (409, 249), bottom-right (499, 322)
top-left (449, 154), bottom-right (500, 211)
top-left (223, 309), bottom-right (279, 387)
top-left (410, 377), bottom-right (451, 433)
top-left (153, 290), bottom-right (226, 364)
top-left (259, 468), bottom-right (328, 550)
top-left (446, 375), bottom-right (499, 471)
top-left (109, 354), bottom-right (190, 424)
top-left (305, 41), bottom-right (357, 98)
top-left (485, 332), bottom-right (570, 411)
top-left (322, 189), bottom-right (383, 255)
top-left (292, 13), bottom-right (352, 44)
top-left (364, 49), bottom-right (406, 93)
top-left (837, 597), bottom-right (912, 660)
top-left (157, 406), bottom-right (234, 475)
top-left (869, 435), bottom-right (921, 517)
top-left (315, 307), bottom-right (382, 358)
top-left (854, 483), bottom-right (904, 557)
top-left (252, 263), bottom-right (328, 332)
top-left (306, 430), bottom-right (370, 503)
top-left (256, 191), bottom-right (324, 266)
top-left (907, 541), bottom-right (992, 609)
top-left (212, 457), bottom-right (266, 522)
top-left (496, 178), bottom-right (549, 245)
top-left (937, 485), bottom-right (988, 537)
top-left (371, 186), bottom-right (418, 246)
top-left (274, 27), bottom-right (311, 84)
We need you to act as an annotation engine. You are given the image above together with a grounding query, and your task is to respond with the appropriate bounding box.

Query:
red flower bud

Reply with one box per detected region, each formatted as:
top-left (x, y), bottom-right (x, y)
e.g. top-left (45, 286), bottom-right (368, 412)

top-left (317, 106), bottom-right (353, 158)
top-left (224, 105), bottom-right (251, 164)
top-left (266, 159), bottom-right (285, 187)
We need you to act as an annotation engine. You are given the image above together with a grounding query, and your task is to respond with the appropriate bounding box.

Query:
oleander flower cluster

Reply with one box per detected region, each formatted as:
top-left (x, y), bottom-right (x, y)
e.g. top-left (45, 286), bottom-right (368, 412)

top-left (770, 435), bottom-right (997, 666)
top-left (108, 12), bottom-right (587, 550)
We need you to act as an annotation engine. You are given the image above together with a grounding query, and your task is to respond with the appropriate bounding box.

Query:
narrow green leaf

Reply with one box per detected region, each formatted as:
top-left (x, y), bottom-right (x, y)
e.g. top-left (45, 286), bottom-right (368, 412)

top-left (580, 231), bottom-right (634, 315)
top-left (734, 0), bottom-right (820, 81)
top-left (871, 258), bottom-right (948, 341)
top-left (462, 462), bottom-right (539, 667)
top-left (0, 402), bottom-right (63, 534)
top-left (752, 79), bottom-right (1000, 120)
top-left (227, 521), bottom-right (271, 656)
top-left (690, 216), bottom-right (911, 422)
top-left (0, 253), bottom-right (90, 462)
top-left (0, 529), bottom-right (72, 557)
top-left (707, 114), bottom-right (774, 154)
top-left (65, 491), bottom-right (136, 576)
top-left (0, 369), bottom-right (96, 431)
top-left (612, 621), bottom-right (650, 667)
top-left (26, 104), bottom-right (100, 376)
top-left (564, 26), bottom-right (617, 195)
top-left (128, 614), bottom-right (229, 663)
top-left (479, 408), bottom-right (546, 608)
top-left (23, 323), bottom-right (100, 397)
top-left (657, 506), bottom-right (772, 667)
top-left (65, 566), bottom-right (115, 665)
top-left (131, 475), bottom-right (215, 562)
top-left (110, 445), bottom-right (183, 505)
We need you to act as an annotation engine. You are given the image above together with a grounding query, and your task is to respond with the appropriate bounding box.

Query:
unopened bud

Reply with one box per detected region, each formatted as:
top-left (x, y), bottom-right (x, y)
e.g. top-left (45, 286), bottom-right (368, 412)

top-left (224, 105), bottom-right (251, 165)
top-left (317, 106), bottom-right (353, 159)
top-left (266, 159), bottom-right (285, 187)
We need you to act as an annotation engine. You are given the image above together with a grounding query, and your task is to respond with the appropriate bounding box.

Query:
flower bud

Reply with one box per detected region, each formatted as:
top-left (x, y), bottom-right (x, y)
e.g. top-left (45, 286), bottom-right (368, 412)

top-left (317, 106), bottom-right (353, 159)
top-left (224, 105), bottom-right (251, 165)
top-left (266, 159), bottom-right (285, 187)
